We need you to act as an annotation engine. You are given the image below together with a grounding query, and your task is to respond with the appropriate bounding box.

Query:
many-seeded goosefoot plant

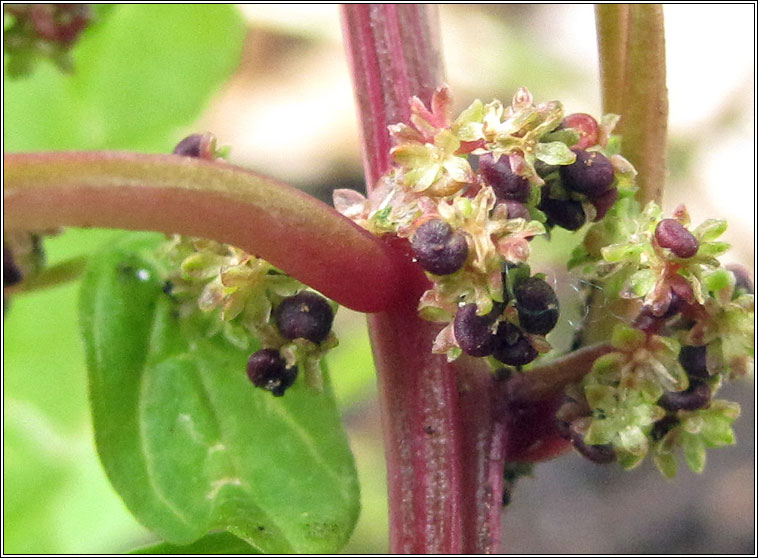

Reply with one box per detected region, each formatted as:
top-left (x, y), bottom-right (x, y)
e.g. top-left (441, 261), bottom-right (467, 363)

top-left (3, 5), bottom-right (754, 554)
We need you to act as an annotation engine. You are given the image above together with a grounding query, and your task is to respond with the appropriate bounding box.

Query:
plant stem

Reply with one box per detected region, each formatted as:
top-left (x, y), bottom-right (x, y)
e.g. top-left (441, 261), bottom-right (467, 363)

top-left (3, 152), bottom-right (404, 313)
top-left (597, 4), bottom-right (668, 206)
top-left (4, 256), bottom-right (87, 293)
top-left (504, 343), bottom-right (613, 403)
top-left (595, 5), bottom-right (630, 117)
top-left (621, 5), bottom-right (668, 206)
top-left (342, 5), bottom-right (506, 553)
top-left (584, 5), bottom-right (668, 341)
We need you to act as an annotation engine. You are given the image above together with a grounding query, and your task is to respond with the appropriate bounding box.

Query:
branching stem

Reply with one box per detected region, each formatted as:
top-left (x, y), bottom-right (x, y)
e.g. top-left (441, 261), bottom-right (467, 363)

top-left (3, 152), bottom-right (405, 313)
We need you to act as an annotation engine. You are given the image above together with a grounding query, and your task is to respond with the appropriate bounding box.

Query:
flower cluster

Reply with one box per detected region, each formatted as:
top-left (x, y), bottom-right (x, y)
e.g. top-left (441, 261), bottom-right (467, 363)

top-left (161, 236), bottom-right (338, 395)
top-left (561, 201), bottom-right (754, 475)
top-left (335, 86), bottom-right (634, 369)
top-left (163, 134), bottom-right (338, 396)
top-left (3, 4), bottom-right (92, 76)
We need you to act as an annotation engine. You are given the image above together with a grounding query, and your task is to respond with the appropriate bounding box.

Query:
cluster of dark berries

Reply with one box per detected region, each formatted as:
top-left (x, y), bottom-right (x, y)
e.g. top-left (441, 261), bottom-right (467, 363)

top-left (3, 4), bottom-right (92, 76)
top-left (245, 291), bottom-right (334, 396)
top-left (646, 345), bottom-right (713, 440)
top-left (453, 270), bottom-right (559, 367)
top-left (536, 115), bottom-right (620, 231)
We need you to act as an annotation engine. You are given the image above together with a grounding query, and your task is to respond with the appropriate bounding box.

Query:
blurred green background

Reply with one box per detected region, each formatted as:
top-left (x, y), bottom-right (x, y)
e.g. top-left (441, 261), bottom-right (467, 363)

top-left (3, 5), bottom-right (754, 554)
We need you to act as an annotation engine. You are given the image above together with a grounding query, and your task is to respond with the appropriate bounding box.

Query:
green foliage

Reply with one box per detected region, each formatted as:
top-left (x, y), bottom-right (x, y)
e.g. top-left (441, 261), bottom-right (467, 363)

top-left (79, 233), bottom-right (360, 553)
top-left (4, 5), bottom-right (245, 152)
top-left (130, 532), bottom-right (259, 554)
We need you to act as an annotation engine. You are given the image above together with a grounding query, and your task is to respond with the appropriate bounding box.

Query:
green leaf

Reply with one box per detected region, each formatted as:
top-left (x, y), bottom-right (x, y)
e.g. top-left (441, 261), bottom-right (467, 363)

top-left (80, 233), bottom-right (359, 553)
top-left (693, 218), bottom-right (727, 242)
top-left (4, 5), bottom-right (245, 152)
top-left (682, 435), bottom-right (706, 473)
top-left (626, 268), bottom-right (657, 297)
top-left (653, 452), bottom-right (678, 479)
top-left (535, 141), bottom-right (576, 166)
top-left (130, 532), bottom-right (259, 554)
top-left (696, 241), bottom-right (731, 259)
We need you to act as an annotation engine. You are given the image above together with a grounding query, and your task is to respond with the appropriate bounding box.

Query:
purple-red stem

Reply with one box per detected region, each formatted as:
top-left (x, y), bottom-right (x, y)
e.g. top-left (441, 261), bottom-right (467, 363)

top-left (3, 151), bottom-right (405, 313)
top-left (342, 5), bottom-right (507, 553)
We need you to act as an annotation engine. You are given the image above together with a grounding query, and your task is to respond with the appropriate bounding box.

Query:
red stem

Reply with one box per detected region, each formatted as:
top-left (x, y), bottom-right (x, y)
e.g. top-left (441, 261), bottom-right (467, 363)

top-left (342, 5), bottom-right (505, 553)
top-left (3, 151), bottom-right (405, 313)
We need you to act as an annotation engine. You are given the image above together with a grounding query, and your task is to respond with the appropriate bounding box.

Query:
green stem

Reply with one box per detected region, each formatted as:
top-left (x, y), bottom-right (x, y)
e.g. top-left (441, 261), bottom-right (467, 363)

top-left (622, 4), bottom-right (668, 206)
top-left (595, 4), bottom-right (630, 117)
top-left (5, 256), bottom-right (87, 293)
top-left (3, 152), bottom-right (405, 313)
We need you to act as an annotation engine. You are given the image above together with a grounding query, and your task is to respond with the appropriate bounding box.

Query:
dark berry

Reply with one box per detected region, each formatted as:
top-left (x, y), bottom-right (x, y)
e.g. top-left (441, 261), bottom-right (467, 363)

top-left (727, 264), bottom-right (754, 295)
top-left (539, 195), bottom-right (586, 231)
top-left (503, 200), bottom-right (531, 221)
top-left (492, 322), bottom-right (538, 366)
top-left (453, 303), bottom-right (503, 357)
top-left (561, 113), bottom-right (599, 150)
top-left (173, 133), bottom-right (214, 159)
top-left (555, 419), bottom-right (572, 440)
top-left (246, 349), bottom-right (298, 396)
top-left (654, 219), bottom-right (699, 258)
top-left (274, 291), bottom-right (334, 344)
top-left (3, 246), bottom-right (23, 287)
top-left (589, 187), bottom-right (618, 220)
top-left (569, 428), bottom-right (616, 464)
top-left (560, 149), bottom-right (615, 198)
top-left (514, 277), bottom-right (559, 335)
top-left (651, 415), bottom-right (679, 441)
top-left (678, 345), bottom-right (709, 378)
top-left (478, 153), bottom-right (531, 202)
top-left (411, 220), bottom-right (468, 275)
top-left (658, 381), bottom-right (711, 412)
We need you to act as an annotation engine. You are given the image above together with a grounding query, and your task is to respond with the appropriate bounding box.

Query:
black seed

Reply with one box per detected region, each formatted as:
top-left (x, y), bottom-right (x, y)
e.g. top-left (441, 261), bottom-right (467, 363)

top-left (274, 291), bottom-right (334, 344)
top-left (3, 246), bottom-right (23, 287)
top-left (560, 149), bottom-right (615, 198)
top-left (651, 415), bottom-right (679, 441)
top-left (555, 419), bottom-right (572, 440)
top-left (654, 219), bottom-right (699, 258)
top-left (246, 349), bottom-right (298, 396)
top-left (569, 428), bottom-right (616, 464)
top-left (514, 277), bottom-right (559, 335)
top-left (453, 303), bottom-right (503, 357)
top-left (658, 380), bottom-right (711, 411)
top-left (173, 133), bottom-right (215, 159)
top-left (479, 153), bottom-right (531, 202)
top-left (492, 322), bottom-right (538, 366)
top-left (539, 195), bottom-right (586, 231)
top-left (678, 345), bottom-right (709, 379)
top-left (411, 220), bottom-right (469, 275)
top-left (590, 187), bottom-right (618, 220)
top-left (727, 264), bottom-right (754, 296)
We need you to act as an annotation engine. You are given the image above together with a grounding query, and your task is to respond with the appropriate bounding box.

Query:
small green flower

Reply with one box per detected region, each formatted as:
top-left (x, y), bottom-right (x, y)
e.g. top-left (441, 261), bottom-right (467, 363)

top-left (391, 129), bottom-right (475, 196)
top-left (582, 384), bottom-right (664, 469)
top-left (589, 324), bottom-right (689, 401)
top-left (653, 400), bottom-right (740, 477)
top-left (162, 235), bottom-right (337, 384)
top-left (683, 268), bottom-right (755, 378)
